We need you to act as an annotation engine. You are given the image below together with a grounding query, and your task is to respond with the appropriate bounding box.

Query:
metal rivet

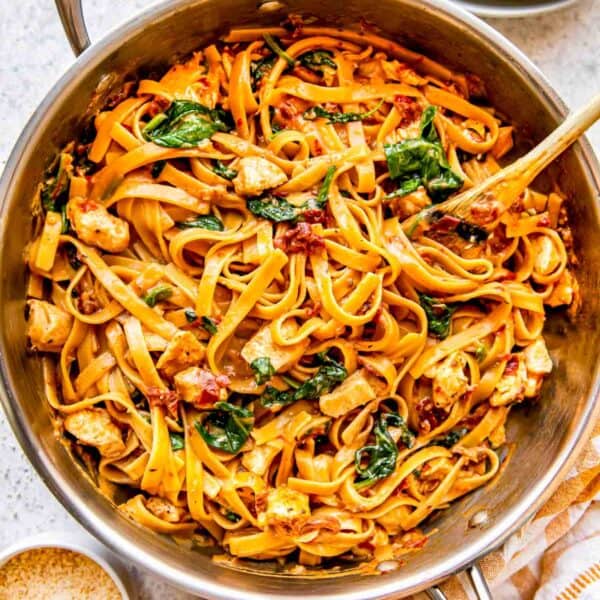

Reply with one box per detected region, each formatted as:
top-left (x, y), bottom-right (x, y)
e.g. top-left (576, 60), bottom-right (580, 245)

top-left (469, 509), bottom-right (490, 529)
top-left (377, 560), bottom-right (400, 573)
top-left (258, 1), bottom-right (287, 13)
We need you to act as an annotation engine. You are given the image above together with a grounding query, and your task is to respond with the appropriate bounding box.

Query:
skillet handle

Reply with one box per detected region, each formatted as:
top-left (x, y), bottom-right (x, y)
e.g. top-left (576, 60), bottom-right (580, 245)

top-left (54, 0), bottom-right (90, 56)
top-left (426, 564), bottom-right (493, 600)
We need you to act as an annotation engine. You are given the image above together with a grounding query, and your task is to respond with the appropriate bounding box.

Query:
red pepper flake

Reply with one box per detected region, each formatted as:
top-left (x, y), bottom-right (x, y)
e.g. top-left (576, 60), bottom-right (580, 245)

top-left (191, 370), bottom-right (230, 409)
top-left (537, 215), bottom-right (551, 227)
top-left (393, 95), bottom-right (422, 127)
top-left (147, 387), bottom-right (180, 418)
top-left (416, 397), bottom-right (448, 434)
top-left (274, 222), bottom-right (325, 255)
top-left (504, 355), bottom-right (520, 376)
top-left (302, 208), bottom-right (329, 225)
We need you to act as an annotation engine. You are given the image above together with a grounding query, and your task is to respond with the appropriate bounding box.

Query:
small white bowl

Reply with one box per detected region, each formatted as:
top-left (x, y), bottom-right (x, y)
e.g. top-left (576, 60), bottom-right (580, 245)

top-left (0, 531), bottom-right (132, 599)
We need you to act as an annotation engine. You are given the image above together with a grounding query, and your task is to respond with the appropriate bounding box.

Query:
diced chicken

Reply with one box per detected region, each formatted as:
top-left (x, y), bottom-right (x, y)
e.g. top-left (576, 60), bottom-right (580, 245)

top-left (522, 338), bottom-right (553, 398)
top-left (241, 442), bottom-right (282, 477)
top-left (241, 321), bottom-right (309, 373)
top-left (64, 408), bottom-right (125, 457)
top-left (173, 367), bottom-right (229, 408)
top-left (490, 355), bottom-right (527, 407)
top-left (531, 235), bottom-right (560, 276)
top-left (259, 486), bottom-right (311, 537)
top-left (319, 369), bottom-right (376, 418)
top-left (156, 331), bottom-right (205, 378)
top-left (146, 497), bottom-right (186, 523)
top-left (27, 299), bottom-right (73, 352)
top-left (232, 157), bottom-right (287, 196)
top-left (524, 339), bottom-right (553, 375)
top-left (425, 352), bottom-right (469, 409)
top-left (67, 196), bottom-right (130, 253)
top-left (546, 269), bottom-right (577, 307)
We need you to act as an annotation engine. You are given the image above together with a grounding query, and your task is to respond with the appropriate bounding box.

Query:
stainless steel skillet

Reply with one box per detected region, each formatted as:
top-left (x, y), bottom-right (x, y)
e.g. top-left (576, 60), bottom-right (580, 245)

top-left (1, 0), bottom-right (599, 598)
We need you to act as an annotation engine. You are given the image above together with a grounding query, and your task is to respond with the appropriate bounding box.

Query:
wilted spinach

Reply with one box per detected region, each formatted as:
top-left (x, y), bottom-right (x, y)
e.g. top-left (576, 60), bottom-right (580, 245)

top-left (169, 432), bottom-right (185, 451)
top-left (175, 214), bottom-right (224, 231)
top-left (200, 316), bottom-right (218, 336)
top-left (143, 100), bottom-right (233, 148)
top-left (354, 413), bottom-right (415, 489)
top-left (247, 195), bottom-right (298, 223)
top-left (384, 106), bottom-right (463, 202)
top-left (212, 160), bottom-right (238, 181)
top-left (195, 401), bottom-right (254, 454)
top-left (41, 152), bottom-right (72, 233)
top-left (142, 285), bottom-right (173, 307)
top-left (298, 50), bottom-right (336, 73)
top-left (251, 55), bottom-right (276, 87)
top-left (263, 33), bottom-right (295, 67)
top-left (304, 99), bottom-right (383, 124)
top-left (250, 357), bottom-right (276, 385)
top-left (418, 293), bottom-right (457, 339)
top-left (432, 427), bottom-right (468, 448)
top-left (260, 353), bottom-right (347, 407)
top-left (184, 308), bottom-right (198, 323)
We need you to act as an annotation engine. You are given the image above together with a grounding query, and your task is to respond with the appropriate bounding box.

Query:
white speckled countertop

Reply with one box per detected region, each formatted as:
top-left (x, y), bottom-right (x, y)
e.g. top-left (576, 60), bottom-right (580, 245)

top-left (0, 1), bottom-right (598, 598)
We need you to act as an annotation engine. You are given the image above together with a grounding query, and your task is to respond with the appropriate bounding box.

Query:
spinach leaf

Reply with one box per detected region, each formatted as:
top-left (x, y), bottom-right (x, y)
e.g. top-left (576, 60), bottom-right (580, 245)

top-left (41, 153), bottom-right (71, 213)
top-left (225, 510), bottom-right (241, 523)
top-left (184, 308), bottom-right (197, 323)
top-left (304, 99), bottom-right (383, 124)
top-left (212, 160), bottom-right (238, 181)
top-left (201, 316), bottom-right (218, 336)
top-left (247, 195), bottom-right (298, 223)
top-left (175, 215), bottom-right (224, 231)
top-left (263, 34), bottom-right (295, 67)
top-left (142, 285), bottom-right (173, 307)
top-left (475, 343), bottom-right (487, 362)
top-left (250, 357), bottom-right (276, 385)
top-left (432, 427), bottom-right (468, 448)
top-left (143, 100), bottom-right (232, 148)
top-left (316, 165), bottom-right (335, 208)
top-left (260, 353), bottom-right (347, 407)
top-left (384, 107), bottom-right (463, 202)
top-left (195, 401), bottom-right (254, 454)
top-left (169, 432), bottom-right (185, 451)
top-left (151, 160), bottom-right (166, 179)
top-left (354, 413), bottom-right (415, 489)
top-left (251, 55), bottom-right (276, 86)
top-left (418, 293), bottom-right (457, 339)
top-left (420, 105), bottom-right (439, 143)
top-left (299, 50), bottom-right (336, 73)
top-left (384, 175), bottom-right (421, 199)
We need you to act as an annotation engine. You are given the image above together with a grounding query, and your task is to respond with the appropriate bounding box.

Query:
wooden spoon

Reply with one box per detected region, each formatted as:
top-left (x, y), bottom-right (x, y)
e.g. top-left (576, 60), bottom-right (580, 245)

top-left (402, 93), bottom-right (600, 235)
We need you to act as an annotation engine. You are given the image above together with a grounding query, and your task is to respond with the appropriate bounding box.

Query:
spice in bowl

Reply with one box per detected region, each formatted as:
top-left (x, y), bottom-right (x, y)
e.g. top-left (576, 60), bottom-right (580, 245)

top-left (0, 546), bottom-right (122, 599)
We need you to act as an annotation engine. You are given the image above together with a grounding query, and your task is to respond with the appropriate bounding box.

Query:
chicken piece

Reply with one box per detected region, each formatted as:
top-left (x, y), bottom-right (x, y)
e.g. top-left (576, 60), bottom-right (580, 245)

top-left (524, 339), bottom-right (553, 375)
top-left (67, 196), bottom-right (130, 253)
top-left (490, 355), bottom-right (527, 407)
top-left (173, 366), bottom-right (229, 408)
top-left (27, 299), bottom-right (73, 352)
top-left (156, 331), bottom-right (205, 378)
top-left (64, 408), bottom-right (125, 457)
top-left (232, 157), bottom-right (287, 196)
top-left (546, 269), bottom-right (577, 307)
top-left (425, 352), bottom-right (469, 409)
top-left (241, 321), bottom-right (309, 373)
top-left (146, 497), bottom-right (186, 523)
top-left (523, 338), bottom-right (553, 398)
top-left (319, 369), bottom-right (376, 418)
top-left (259, 486), bottom-right (311, 537)
top-left (531, 235), bottom-right (560, 276)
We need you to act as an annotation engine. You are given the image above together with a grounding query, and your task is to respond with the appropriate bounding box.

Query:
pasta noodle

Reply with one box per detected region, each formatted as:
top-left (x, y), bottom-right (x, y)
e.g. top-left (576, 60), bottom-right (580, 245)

top-left (25, 20), bottom-right (578, 570)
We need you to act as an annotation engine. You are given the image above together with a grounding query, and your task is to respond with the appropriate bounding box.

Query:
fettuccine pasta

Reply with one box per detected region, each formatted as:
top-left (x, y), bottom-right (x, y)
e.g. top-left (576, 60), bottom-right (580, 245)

top-left (26, 19), bottom-right (578, 570)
